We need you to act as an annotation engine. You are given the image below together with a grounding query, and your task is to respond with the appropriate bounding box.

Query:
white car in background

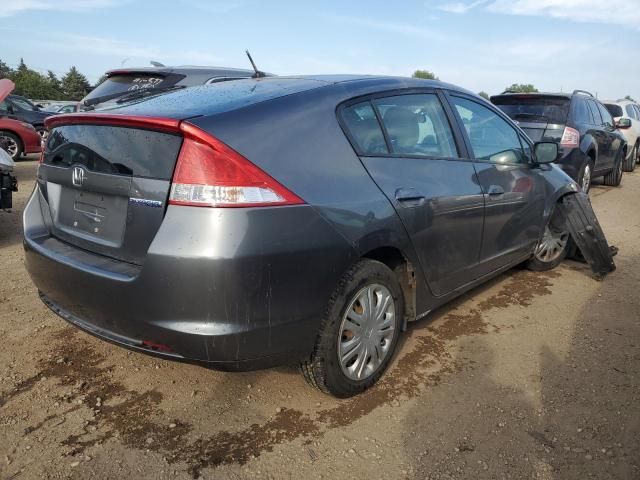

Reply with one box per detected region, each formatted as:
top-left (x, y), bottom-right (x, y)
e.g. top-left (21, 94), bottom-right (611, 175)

top-left (604, 99), bottom-right (640, 172)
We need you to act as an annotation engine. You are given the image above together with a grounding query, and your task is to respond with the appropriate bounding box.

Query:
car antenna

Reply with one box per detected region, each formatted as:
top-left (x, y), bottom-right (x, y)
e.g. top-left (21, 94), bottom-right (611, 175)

top-left (245, 50), bottom-right (266, 78)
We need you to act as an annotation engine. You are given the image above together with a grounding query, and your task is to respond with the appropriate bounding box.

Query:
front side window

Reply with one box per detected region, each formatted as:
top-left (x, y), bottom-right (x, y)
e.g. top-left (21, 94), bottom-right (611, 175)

top-left (597, 103), bottom-right (614, 127)
top-left (374, 94), bottom-right (458, 158)
top-left (341, 102), bottom-right (388, 155)
top-left (451, 96), bottom-right (527, 164)
top-left (587, 100), bottom-right (603, 125)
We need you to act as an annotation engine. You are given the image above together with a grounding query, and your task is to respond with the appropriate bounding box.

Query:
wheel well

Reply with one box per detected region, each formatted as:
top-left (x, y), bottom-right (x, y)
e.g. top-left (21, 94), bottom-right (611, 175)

top-left (362, 246), bottom-right (416, 327)
top-left (587, 149), bottom-right (595, 162)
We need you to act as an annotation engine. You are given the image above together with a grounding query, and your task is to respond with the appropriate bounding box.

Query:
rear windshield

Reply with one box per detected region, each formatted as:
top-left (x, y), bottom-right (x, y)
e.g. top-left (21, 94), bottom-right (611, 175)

top-left (491, 96), bottom-right (570, 124)
top-left (84, 73), bottom-right (185, 103)
top-left (604, 104), bottom-right (624, 118)
top-left (45, 125), bottom-right (182, 179)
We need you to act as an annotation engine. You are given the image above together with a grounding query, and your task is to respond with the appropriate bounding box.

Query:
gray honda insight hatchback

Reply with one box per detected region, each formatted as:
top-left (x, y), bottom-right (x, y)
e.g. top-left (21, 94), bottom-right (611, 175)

top-left (24, 76), bottom-right (578, 397)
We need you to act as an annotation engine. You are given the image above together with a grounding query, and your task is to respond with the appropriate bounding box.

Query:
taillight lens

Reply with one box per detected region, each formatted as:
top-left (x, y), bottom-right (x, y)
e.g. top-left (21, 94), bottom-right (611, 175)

top-left (560, 126), bottom-right (580, 148)
top-left (169, 123), bottom-right (304, 208)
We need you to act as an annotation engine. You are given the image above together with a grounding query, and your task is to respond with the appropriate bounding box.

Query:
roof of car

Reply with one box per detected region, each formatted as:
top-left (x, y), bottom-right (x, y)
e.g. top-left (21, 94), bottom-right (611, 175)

top-left (602, 99), bottom-right (638, 106)
top-left (97, 75), bottom-right (479, 119)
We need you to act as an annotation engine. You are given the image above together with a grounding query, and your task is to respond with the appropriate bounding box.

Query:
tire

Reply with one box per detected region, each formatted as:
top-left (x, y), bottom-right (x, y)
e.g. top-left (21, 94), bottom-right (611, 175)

top-left (35, 126), bottom-right (48, 143)
top-left (577, 158), bottom-right (594, 194)
top-left (526, 207), bottom-right (570, 271)
top-left (623, 144), bottom-right (636, 172)
top-left (636, 142), bottom-right (640, 165)
top-left (603, 150), bottom-right (624, 187)
top-left (300, 259), bottom-right (404, 398)
top-left (0, 131), bottom-right (23, 161)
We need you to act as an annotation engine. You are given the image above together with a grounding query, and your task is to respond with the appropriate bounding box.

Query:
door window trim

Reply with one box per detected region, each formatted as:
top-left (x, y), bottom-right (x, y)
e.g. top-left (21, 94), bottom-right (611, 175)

top-left (336, 88), bottom-right (472, 161)
top-left (443, 90), bottom-right (535, 167)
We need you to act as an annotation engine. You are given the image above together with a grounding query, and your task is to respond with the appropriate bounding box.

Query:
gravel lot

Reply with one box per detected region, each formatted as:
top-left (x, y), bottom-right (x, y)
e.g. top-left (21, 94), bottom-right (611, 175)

top-left (1, 158), bottom-right (638, 479)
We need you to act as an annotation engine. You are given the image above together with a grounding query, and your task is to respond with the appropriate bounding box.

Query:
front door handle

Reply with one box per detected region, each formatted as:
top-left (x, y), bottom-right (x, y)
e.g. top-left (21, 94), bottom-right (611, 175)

top-left (395, 188), bottom-right (425, 207)
top-left (486, 185), bottom-right (505, 196)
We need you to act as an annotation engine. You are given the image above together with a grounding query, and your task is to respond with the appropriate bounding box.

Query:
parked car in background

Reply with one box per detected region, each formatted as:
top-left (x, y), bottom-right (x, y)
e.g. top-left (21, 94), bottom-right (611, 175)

top-left (25, 75), bottom-right (579, 397)
top-left (0, 93), bottom-right (51, 140)
top-left (0, 80), bottom-right (43, 160)
top-left (80, 65), bottom-right (266, 110)
top-left (492, 90), bottom-right (627, 193)
top-left (0, 142), bottom-right (17, 209)
top-left (603, 99), bottom-right (640, 172)
top-left (44, 102), bottom-right (79, 114)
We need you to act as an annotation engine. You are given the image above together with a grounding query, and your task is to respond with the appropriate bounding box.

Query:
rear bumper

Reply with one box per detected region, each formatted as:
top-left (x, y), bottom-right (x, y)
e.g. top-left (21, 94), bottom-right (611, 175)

top-left (24, 188), bottom-right (355, 370)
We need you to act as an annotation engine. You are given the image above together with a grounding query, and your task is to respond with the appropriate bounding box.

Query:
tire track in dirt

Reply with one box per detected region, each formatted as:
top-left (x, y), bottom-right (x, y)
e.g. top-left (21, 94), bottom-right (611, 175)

top-left (1, 270), bottom-right (560, 478)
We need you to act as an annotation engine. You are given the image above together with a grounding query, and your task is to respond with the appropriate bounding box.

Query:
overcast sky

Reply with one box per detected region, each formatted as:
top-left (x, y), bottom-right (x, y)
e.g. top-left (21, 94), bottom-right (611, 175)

top-left (1, 0), bottom-right (639, 100)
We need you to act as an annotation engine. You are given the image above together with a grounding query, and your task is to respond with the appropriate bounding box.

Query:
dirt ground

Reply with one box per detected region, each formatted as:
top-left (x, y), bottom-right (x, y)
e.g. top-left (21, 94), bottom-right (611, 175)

top-left (1, 158), bottom-right (638, 480)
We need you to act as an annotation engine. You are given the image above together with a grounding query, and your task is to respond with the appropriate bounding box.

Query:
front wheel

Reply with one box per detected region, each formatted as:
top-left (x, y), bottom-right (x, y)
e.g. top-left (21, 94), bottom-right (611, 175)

top-left (623, 145), bottom-right (637, 172)
top-left (0, 131), bottom-right (23, 161)
top-left (526, 220), bottom-right (570, 272)
top-left (300, 259), bottom-right (404, 397)
top-left (603, 152), bottom-right (624, 187)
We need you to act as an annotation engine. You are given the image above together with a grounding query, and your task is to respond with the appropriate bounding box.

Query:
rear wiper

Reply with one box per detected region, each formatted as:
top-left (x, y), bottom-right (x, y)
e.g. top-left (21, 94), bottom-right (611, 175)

top-left (115, 85), bottom-right (186, 104)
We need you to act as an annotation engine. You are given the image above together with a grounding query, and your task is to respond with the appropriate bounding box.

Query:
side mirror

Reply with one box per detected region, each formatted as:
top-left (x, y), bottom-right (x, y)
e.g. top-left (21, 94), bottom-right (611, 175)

top-left (615, 118), bottom-right (632, 129)
top-left (534, 142), bottom-right (559, 164)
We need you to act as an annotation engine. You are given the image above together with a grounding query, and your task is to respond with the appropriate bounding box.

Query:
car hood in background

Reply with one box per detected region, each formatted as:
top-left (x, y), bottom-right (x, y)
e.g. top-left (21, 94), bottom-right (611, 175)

top-left (0, 78), bottom-right (15, 103)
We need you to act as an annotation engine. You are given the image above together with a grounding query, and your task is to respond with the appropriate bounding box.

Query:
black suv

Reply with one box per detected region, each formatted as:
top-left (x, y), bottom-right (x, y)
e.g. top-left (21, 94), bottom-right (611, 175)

top-left (0, 94), bottom-right (51, 140)
top-left (492, 90), bottom-right (627, 193)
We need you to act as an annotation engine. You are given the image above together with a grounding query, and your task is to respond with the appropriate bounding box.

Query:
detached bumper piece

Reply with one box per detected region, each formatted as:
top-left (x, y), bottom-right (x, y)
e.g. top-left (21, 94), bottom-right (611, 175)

top-left (561, 193), bottom-right (616, 278)
top-left (0, 172), bottom-right (17, 210)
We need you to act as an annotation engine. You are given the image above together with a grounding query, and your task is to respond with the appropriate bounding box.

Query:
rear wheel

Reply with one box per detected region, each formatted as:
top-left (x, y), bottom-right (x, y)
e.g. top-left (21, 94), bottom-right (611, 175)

top-left (603, 151), bottom-right (624, 187)
top-left (300, 259), bottom-right (404, 397)
top-left (577, 158), bottom-right (593, 193)
top-left (0, 131), bottom-right (23, 161)
top-left (623, 145), bottom-right (636, 172)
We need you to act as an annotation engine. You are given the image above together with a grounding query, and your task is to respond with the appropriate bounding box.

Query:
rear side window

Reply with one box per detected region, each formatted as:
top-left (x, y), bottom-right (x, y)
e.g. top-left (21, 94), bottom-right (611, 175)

top-left (341, 102), bottom-right (388, 155)
top-left (45, 125), bottom-right (183, 179)
top-left (574, 100), bottom-right (593, 125)
top-left (587, 100), bottom-right (602, 125)
top-left (625, 104), bottom-right (637, 119)
top-left (635, 105), bottom-right (640, 120)
top-left (451, 96), bottom-right (527, 164)
top-left (374, 94), bottom-right (459, 158)
top-left (491, 96), bottom-right (570, 124)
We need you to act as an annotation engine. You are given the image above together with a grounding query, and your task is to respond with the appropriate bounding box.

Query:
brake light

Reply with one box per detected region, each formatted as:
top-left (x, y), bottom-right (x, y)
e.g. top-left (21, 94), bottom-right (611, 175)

top-left (169, 123), bottom-right (304, 208)
top-left (560, 126), bottom-right (580, 148)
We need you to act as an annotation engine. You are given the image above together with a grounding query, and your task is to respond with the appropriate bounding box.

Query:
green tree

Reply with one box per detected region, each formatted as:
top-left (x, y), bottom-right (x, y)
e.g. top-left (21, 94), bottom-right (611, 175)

top-left (95, 73), bottom-right (108, 86)
top-left (11, 59), bottom-right (53, 99)
top-left (504, 83), bottom-right (538, 93)
top-left (0, 59), bottom-right (13, 79)
top-left (412, 69), bottom-right (439, 80)
top-left (61, 66), bottom-right (91, 100)
top-left (478, 91), bottom-right (490, 100)
top-left (45, 71), bottom-right (62, 99)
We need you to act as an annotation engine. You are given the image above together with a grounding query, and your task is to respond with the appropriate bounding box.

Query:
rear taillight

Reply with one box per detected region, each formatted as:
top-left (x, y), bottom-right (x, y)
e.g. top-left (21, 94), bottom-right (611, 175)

top-left (560, 126), bottom-right (580, 148)
top-left (169, 123), bottom-right (304, 208)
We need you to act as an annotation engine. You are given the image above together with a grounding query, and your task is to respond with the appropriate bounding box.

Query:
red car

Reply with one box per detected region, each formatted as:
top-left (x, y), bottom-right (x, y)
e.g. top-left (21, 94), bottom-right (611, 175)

top-left (0, 79), bottom-right (42, 160)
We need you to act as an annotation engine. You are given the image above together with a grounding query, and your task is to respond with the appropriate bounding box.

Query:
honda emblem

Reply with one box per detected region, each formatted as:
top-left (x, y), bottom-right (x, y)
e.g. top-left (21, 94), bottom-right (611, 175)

top-left (72, 166), bottom-right (86, 187)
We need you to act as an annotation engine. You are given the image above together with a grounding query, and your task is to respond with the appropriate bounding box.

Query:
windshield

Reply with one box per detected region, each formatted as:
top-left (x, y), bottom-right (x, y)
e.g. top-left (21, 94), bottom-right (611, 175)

top-left (83, 72), bottom-right (185, 107)
top-left (492, 96), bottom-right (570, 124)
top-left (11, 96), bottom-right (37, 111)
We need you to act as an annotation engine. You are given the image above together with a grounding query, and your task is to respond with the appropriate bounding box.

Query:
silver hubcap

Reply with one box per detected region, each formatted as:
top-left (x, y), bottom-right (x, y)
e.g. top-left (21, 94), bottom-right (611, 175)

top-left (338, 284), bottom-right (395, 381)
top-left (534, 226), bottom-right (569, 263)
top-left (581, 165), bottom-right (591, 192)
top-left (0, 136), bottom-right (18, 158)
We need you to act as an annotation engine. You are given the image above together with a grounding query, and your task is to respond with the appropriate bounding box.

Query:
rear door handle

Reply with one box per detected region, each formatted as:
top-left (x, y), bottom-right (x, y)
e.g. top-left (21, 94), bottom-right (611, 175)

top-left (486, 185), bottom-right (505, 196)
top-left (395, 188), bottom-right (425, 207)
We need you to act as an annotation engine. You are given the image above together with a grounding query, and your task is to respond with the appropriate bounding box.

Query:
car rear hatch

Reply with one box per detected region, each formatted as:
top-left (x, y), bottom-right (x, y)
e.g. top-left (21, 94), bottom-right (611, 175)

top-left (491, 94), bottom-right (570, 142)
top-left (38, 116), bottom-right (184, 265)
